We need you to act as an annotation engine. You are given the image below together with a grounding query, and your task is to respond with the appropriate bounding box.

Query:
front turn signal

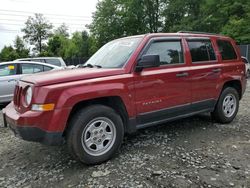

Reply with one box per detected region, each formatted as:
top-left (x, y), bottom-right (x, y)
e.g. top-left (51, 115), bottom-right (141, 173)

top-left (31, 104), bottom-right (55, 111)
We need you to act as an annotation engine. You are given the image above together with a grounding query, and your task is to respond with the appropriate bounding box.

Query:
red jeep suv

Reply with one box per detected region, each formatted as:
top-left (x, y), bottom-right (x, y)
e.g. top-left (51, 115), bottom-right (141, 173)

top-left (3, 32), bottom-right (247, 164)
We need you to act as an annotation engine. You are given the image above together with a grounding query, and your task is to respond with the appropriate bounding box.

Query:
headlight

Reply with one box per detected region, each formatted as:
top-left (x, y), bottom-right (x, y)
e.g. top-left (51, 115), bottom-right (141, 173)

top-left (25, 86), bottom-right (32, 106)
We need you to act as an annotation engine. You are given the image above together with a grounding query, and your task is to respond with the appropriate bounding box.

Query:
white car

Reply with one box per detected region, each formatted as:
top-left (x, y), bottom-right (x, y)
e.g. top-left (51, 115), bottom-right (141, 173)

top-left (0, 61), bottom-right (61, 104)
top-left (242, 56), bottom-right (250, 78)
top-left (16, 57), bottom-right (67, 67)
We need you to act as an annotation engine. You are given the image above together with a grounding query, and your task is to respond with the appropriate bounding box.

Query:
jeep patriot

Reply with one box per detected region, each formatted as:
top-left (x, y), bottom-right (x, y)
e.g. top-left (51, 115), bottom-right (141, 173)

top-left (3, 32), bottom-right (247, 164)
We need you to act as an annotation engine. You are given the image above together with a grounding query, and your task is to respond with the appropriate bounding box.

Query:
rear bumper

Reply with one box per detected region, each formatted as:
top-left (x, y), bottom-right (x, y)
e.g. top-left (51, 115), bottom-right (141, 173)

top-left (3, 102), bottom-right (65, 145)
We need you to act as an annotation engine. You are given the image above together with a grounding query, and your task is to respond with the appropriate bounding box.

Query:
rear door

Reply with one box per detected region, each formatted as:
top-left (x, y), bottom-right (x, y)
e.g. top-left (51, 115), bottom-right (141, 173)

top-left (134, 37), bottom-right (192, 125)
top-left (185, 37), bottom-right (220, 109)
top-left (0, 63), bottom-right (20, 103)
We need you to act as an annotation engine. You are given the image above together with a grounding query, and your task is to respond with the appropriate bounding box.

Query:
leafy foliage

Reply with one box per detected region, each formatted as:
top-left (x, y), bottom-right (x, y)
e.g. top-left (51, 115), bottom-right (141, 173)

top-left (0, 36), bottom-right (29, 61)
top-left (1, 1), bottom-right (250, 62)
top-left (54, 23), bottom-right (69, 37)
top-left (14, 36), bottom-right (29, 58)
top-left (22, 13), bottom-right (53, 53)
top-left (0, 46), bottom-right (18, 61)
top-left (89, 0), bottom-right (250, 44)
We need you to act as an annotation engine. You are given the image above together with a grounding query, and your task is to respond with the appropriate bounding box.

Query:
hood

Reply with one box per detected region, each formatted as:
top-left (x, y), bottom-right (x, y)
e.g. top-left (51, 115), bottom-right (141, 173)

top-left (21, 68), bottom-right (126, 86)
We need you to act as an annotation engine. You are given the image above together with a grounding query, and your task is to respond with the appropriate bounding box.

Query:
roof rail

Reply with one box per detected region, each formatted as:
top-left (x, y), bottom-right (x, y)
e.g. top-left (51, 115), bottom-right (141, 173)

top-left (177, 31), bottom-right (221, 36)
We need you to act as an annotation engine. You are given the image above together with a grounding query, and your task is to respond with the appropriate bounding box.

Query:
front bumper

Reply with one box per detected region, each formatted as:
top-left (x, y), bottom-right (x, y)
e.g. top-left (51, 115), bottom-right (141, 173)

top-left (3, 103), bottom-right (65, 145)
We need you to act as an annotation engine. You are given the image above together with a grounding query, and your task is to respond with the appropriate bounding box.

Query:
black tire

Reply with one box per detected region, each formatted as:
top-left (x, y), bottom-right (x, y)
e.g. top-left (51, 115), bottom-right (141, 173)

top-left (66, 105), bottom-right (124, 165)
top-left (211, 87), bottom-right (239, 123)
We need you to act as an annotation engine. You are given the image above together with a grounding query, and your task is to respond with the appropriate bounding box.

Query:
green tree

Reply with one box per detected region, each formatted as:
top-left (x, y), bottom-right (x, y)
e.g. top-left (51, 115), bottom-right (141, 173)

top-left (89, 0), bottom-right (164, 47)
top-left (64, 31), bottom-right (92, 59)
top-left (89, 0), bottom-right (250, 45)
top-left (13, 36), bottom-right (29, 58)
top-left (47, 34), bottom-right (69, 57)
top-left (22, 13), bottom-right (53, 54)
top-left (54, 23), bottom-right (69, 37)
top-left (0, 46), bottom-right (18, 61)
top-left (222, 18), bottom-right (250, 44)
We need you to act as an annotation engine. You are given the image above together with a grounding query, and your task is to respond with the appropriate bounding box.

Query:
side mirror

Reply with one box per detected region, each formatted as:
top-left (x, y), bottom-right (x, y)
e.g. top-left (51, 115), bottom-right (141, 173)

top-left (135, 55), bottom-right (160, 72)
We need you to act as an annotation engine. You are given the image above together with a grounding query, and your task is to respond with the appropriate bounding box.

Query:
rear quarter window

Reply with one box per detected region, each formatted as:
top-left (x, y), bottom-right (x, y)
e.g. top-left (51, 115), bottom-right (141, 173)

top-left (217, 40), bottom-right (237, 60)
top-left (43, 66), bottom-right (53, 71)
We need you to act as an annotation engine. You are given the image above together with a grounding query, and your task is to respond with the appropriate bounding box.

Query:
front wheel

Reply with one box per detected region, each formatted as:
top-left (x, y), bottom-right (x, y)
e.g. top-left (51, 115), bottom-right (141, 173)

top-left (211, 87), bottom-right (239, 123)
top-left (67, 105), bottom-right (124, 165)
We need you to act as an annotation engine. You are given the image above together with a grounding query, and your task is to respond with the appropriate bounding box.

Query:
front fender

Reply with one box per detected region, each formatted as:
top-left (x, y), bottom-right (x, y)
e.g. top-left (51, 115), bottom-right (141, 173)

top-left (60, 83), bottom-right (135, 116)
top-left (36, 75), bottom-right (136, 118)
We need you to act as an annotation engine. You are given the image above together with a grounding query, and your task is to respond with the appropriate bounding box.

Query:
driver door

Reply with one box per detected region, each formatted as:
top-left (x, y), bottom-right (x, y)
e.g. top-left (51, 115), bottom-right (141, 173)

top-left (133, 38), bottom-right (191, 125)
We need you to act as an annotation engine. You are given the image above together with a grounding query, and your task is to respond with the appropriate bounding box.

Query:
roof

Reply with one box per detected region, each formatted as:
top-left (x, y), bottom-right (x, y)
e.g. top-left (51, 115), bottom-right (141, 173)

top-left (17, 57), bottom-right (62, 60)
top-left (143, 32), bottom-right (231, 39)
top-left (0, 61), bottom-right (61, 69)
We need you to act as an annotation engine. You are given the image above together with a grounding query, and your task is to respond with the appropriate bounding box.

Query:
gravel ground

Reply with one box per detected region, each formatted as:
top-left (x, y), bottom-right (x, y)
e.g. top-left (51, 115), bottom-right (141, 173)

top-left (0, 82), bottom-right (250, 188)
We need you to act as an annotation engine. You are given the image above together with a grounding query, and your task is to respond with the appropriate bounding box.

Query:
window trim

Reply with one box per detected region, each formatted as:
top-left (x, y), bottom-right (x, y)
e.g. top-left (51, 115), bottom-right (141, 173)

top-left (137, 37), bottom-right (186, 68)
top-left (216, 39), bottom-right (238, 61)
top-left (186, 38), bottom-right (217, 64)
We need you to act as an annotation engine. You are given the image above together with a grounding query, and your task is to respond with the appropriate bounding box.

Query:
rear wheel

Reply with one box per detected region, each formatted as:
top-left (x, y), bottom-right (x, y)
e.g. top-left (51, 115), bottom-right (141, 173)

top-left (211, 87), bottom-right (239, 123)
top-left (67, 105), bottom-right (124, 165)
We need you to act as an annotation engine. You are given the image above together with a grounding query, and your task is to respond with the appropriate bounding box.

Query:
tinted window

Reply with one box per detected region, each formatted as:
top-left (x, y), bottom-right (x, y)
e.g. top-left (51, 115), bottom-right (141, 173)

top-left (188, 40), bottom-right (216, 62)
top-left (43, 66), bottom-right (53, 71)
top-left (21, 64), bottom-right (43, 74)
top-left (217, 40), bottom-right (237, 60)
top-left (45, 59), bottom-right (61, 66)
top-left (144, 40), bottom-right (184, 65)
top-left (0, 64), bottom-right (17, 76)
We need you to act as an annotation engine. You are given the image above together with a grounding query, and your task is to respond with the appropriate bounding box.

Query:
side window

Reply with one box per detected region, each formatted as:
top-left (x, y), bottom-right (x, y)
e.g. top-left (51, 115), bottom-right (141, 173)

top-left (21, 64), bottom-right (43, 74)
top-left (144, 40), bottom-right (184, 65)
top-left (187, 39), bottom-right (216, 62)
top-left (217, 40), bottom-right (237, 60)
top-left (0, 64), bottom-right (17, 76)
top-left (45, 59), bottom-right (61, 66)
top-left (43, 66), bottom-right (53, 72)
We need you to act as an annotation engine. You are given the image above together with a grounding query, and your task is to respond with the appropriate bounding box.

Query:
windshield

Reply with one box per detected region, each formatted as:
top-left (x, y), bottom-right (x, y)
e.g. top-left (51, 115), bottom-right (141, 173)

top-left (86, 37), bottom-right (143, 68)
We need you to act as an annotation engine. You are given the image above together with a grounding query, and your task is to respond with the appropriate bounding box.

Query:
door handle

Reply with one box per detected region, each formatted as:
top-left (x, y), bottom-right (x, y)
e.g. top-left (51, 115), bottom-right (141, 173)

top-left (176, 72), bottom-right (189, 77)
top-left (212, 68), bottom-right (221, 73)
top-left (8, 79), bottom-right (17, 82)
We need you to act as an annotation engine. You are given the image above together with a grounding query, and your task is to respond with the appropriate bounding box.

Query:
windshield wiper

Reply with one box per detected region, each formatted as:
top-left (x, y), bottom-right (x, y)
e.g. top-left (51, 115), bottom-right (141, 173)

top-left (94, 65), bottom-right (102, 68)
top-left (77, 64), bottom-right (102, 68)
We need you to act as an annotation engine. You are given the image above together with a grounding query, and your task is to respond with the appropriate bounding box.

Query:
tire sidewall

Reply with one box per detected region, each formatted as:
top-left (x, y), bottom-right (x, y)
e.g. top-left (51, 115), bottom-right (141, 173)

top-left (216, 87), bottom-right (239, 123)
top-left (71, 105), bottom-right (124, 165)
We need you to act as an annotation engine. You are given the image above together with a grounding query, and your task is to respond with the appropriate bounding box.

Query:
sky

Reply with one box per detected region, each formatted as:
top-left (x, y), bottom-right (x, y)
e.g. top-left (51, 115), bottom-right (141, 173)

top-left (0, 0), bottom-right (98, 50)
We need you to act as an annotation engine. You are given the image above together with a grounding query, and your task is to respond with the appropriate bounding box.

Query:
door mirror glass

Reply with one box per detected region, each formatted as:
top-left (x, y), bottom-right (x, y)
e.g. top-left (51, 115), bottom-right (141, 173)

top-left (135, 55), bottom-right (160, 72)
